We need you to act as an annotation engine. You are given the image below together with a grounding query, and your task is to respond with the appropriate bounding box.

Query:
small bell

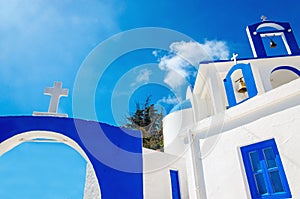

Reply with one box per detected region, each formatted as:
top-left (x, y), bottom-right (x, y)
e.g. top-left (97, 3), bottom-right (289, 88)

top-left (270, 40), bottom-right (277, 48)
top-left (237, 78), bottom-right (247, 93)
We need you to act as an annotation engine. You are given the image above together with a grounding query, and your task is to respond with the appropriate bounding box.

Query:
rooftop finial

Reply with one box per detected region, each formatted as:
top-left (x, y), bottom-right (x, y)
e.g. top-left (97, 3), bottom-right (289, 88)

top-left (261, 15), bottom-right (267, 22)
top-left (231, 53), bottom-right (239, 65)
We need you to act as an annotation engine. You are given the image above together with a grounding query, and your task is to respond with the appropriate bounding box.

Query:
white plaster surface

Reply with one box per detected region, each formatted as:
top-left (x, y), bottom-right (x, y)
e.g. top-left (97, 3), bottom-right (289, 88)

top-left (143, 148), bottom-right (189, 199)
top-left (163, 108), bottom-right (194, 156)
top-left (84, 163), bottom-right (101, 199)
top-left (201, 104), bottom-right (300, 199)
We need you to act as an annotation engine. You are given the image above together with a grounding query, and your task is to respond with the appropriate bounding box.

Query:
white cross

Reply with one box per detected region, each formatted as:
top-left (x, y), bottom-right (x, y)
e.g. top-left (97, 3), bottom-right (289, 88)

top-left (44, 82), bottom-right (68, 113)
top-left (33, 82), bottom-right (68, 117)
top-left (231, 53), bottom-right (239, 65)
top-left (261, 15), bottom-right (267, 22)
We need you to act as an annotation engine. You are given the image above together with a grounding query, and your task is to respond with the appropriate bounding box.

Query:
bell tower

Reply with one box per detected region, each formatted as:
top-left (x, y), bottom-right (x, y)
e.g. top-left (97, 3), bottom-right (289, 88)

top-left (246, 18), bottom-right (300, 58)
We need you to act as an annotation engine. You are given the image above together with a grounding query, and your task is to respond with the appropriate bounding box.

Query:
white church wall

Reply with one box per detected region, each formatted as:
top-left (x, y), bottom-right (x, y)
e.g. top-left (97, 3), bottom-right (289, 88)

top-left (143, 148), bottom-right (189, 199)
top-left (163, 108), bottom-right (194, 156)
top-left (250, 55), bottom-right (300, 93)
top-left (190, 97), bottom-right (213, 122)
top-left (270, 69), bottom-right (299, 89)
top-left (181, 77), bottom-right (300, 199)
top-left (193, 63), bottom-right (225, 115)
top-left (200, 103), bottom-right (300, 199)
top-left (184, 145), bottom-right (199, 199)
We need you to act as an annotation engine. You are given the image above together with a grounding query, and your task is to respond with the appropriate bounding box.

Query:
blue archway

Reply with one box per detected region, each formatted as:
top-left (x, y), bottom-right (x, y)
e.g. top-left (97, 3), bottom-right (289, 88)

top-left (0, 116), bottom-right (143, 199)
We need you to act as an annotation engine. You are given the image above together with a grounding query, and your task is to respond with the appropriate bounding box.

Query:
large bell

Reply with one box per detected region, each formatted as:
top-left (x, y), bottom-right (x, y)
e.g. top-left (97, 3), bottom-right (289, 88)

top-left (237, 78), bottom-right (247, 93)
top-left (270, 40), bottom-right (277, 48)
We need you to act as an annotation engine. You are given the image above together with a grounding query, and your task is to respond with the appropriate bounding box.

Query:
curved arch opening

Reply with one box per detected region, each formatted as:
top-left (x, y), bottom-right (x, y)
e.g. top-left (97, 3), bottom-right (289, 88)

top-left (270, 66), bottom-right (300, 89)
top-left (0, 131), bottom-right (101, 199)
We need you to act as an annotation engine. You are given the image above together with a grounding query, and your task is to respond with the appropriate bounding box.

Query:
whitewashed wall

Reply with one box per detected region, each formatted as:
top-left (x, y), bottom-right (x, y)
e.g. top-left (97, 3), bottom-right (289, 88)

top-left (186, 76), bottom-right (300, 199)
top-left (163, 108), bottom-right (194, 156)
top-left (143, 148), bottom-right (189, 199)
top-left (200, 104), bottom-right (300, 198)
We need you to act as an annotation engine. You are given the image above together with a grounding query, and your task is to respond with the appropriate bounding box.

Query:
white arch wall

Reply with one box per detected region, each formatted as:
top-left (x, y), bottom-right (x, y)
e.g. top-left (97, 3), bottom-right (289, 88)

top-left (270, 69), bottom-right (299, 89)
top-left (84, 163), bottom-right (101, 199)
top-left (251, 55), bottom-right (300, 92)
top-left (0, 131), bottom-right (101, 199)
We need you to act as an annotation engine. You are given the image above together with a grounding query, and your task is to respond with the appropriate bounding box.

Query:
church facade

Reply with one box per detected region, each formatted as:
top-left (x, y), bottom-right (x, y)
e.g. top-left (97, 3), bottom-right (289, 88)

top-left (163, 20), bottom-right (300, 199)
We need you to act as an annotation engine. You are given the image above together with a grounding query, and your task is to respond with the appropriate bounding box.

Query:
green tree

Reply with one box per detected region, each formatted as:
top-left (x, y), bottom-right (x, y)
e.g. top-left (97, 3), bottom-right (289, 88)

top-left (124, 96), bottom-right (164, 150)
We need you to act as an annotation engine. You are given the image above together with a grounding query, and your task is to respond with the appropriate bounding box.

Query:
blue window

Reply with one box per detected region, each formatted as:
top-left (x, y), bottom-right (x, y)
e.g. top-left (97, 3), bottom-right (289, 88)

top-left (170, 170), bottom-right (181, 199)
top-left (240, 139), bottom-right (291, 199)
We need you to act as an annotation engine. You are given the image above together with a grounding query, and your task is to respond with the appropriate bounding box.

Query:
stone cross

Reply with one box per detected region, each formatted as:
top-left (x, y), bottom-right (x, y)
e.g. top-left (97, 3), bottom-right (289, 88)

top-left (231, 53), bottom-right (239, 65)
top-left (33, 82), bottom-right (68, 117)
top-left (45, 82), bottom-right (68, 113)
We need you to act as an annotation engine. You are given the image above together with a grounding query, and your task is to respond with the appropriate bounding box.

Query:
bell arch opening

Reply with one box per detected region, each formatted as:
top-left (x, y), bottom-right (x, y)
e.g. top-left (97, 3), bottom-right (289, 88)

top-left (270, 66), bottom-right (300, 89)
top-left (0, 131), bottom-right (101, 199)
top-left (223, 63), bottom-right (258, 108)
top-left (230, 69), bottom-right (249, 104)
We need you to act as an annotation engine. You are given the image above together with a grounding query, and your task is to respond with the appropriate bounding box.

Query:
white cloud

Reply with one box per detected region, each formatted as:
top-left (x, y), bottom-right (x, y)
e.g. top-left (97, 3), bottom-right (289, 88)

top-left (130, 68), bottom-right (152, 87)
top-left (137, 68), bottom-right (152, 82)
top-left (156, 40), bottom-right (229, 89)
top-left (152, 50), bottom-right (158, 57)
top-left (157, 95), bottom-right (180, 105)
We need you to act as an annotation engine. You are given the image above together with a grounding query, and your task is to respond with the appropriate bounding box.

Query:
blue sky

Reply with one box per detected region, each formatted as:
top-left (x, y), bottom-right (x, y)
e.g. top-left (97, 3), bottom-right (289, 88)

top-left (0, 0), bottom-right (299, 198)
top-left (0, 0), bottom-right (299, 125)
top-left (0, 142), bottom-right (86, 199)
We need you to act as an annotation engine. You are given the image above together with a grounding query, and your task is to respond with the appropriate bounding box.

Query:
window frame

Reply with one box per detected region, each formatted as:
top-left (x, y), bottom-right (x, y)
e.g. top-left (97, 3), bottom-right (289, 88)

top-left (240, 138), bottom-right (291, 199)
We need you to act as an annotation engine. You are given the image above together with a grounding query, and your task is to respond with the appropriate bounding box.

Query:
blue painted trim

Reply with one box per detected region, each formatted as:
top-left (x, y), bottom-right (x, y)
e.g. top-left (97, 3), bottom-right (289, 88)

top-left (271, 66), bottom-right (300, 76)
top-left (240, 139), bottom-right (292, 199)
top-left (170, 170), bottom-right (181, 199)
top-left (223, 63), bottom-right (258, 108)
top-left (0, 116), bottom-right (143, 199)
top-left (247, 21), bottom-right (300, 58)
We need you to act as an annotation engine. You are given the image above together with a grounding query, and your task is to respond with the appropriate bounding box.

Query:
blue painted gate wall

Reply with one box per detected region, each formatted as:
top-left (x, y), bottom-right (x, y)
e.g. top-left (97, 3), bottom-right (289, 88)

top-left (0, 116), bottom-right (143, 199)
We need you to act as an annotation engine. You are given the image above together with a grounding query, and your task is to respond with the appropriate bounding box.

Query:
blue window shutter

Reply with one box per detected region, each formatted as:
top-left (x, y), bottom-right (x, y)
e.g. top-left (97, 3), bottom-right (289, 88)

top-left (170, 170), bottom-right (181, 199)
top-left (240, 139), bottom-right (292, 199)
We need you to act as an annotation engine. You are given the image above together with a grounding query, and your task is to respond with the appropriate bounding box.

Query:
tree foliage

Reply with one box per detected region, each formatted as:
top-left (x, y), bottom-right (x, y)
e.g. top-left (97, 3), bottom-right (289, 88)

top-left (124, 96), bottom-right (163, 150)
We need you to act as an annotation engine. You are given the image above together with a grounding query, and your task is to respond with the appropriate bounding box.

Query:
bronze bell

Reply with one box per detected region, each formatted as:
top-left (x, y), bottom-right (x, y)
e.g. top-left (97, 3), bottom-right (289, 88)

top-left (270, 40), bottom-right (277, 48)
top-left (236, 78), bottom-right (247, 93)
